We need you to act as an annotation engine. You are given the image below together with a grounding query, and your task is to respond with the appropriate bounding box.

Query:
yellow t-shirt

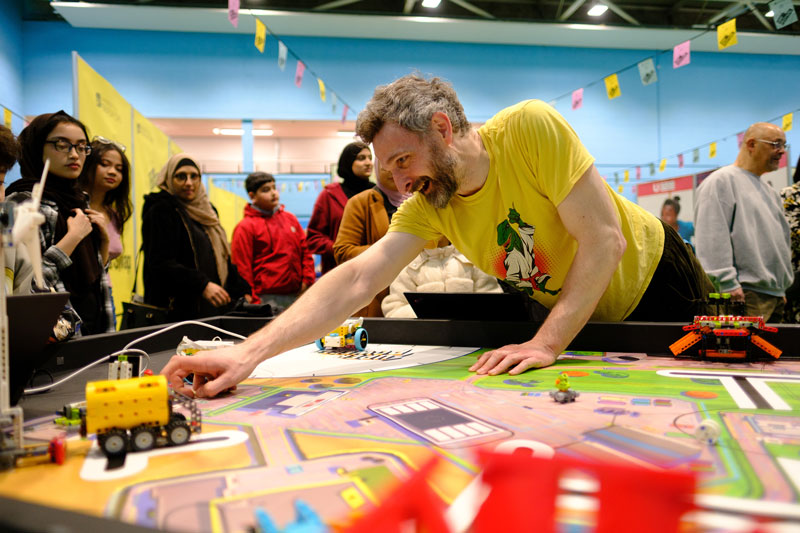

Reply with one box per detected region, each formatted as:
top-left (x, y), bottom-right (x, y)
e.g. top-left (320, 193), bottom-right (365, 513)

top-left (388, 100), bottom-right (664, 321)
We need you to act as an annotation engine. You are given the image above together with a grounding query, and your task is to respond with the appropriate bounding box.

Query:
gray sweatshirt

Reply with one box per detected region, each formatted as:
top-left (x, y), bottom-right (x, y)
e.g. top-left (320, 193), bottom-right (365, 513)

top-left (695, 164), bottom-right (793, 296)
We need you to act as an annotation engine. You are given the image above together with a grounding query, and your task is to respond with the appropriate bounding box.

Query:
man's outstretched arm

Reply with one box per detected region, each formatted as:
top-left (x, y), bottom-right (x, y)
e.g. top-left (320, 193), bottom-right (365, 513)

top-left (470, 164), bottom-right (626, 375)
top-left (161, 231), bottom-right (428, 397)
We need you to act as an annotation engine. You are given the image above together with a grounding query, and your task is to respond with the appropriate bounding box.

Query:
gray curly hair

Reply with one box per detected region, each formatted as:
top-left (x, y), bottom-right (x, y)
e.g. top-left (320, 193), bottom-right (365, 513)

top-left (356, 74), bottom-right (470, 143)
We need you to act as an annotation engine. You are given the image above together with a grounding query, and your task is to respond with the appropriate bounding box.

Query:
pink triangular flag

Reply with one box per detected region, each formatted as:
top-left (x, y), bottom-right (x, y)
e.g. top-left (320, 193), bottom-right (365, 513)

top-left (294, 61), bottom-right (305, 88)
top-left (228, 0), bottom-right (240, 28)
top-left (673, 40), bottom-right (691, 69)
top-left (571, 88), bottom-right (583, 111)
top-left (678, 153), bottom-right (684, 168)
top-left (341, 104), bottom-right (349, 124)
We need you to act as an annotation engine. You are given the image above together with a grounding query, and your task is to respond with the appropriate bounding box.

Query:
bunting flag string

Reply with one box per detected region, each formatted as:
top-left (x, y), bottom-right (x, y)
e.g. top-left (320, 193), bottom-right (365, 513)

top-left (545, 25), bottom-right (719, 109)
top-left (611, 104), bottom-right (799, 193)
top-left (242, 10), bottom-right (357, 123)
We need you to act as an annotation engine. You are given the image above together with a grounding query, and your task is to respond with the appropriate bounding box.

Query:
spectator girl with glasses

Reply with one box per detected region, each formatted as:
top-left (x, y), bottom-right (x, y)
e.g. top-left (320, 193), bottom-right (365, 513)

top-left (5, 111), bottom-right (115, 336)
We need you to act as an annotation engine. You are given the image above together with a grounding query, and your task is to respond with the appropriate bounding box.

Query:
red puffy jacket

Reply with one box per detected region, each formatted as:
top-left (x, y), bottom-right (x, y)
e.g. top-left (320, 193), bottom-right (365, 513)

top-left (232, 204), bottom-right (315, 301)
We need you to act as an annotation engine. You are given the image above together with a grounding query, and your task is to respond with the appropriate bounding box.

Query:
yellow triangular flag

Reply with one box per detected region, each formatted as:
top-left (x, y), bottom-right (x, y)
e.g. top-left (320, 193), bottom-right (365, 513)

top-left (318, 78), bottom-right (326, 102)
top-left (709, 142), bottom-right (717, 158)
top-left (659, 158), bottom-right (667, 172)
top-left (717, 19), bottom-right (737, 50)
top-left (298, 181), bottom-right (304, 192)
top-left (782, 113), bottom-right (793, 132)
top-left (320, 179), bottom-right (326, 188)
top-left (3, 108), bottom-right (11, 129)
top-left (617, 184), bottom-right (624, 193)
top-left (254, 18), bottom-right (266, 53)
top-left (604, 74), bottom-right (621, 100)
top-left (623, 170), bottom-right (630, 182)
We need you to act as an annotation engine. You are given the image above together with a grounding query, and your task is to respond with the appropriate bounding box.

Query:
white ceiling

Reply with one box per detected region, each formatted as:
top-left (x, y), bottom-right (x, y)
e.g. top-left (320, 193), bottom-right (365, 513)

top-left (150, 118), bottom-right (357, 139)
top-left (50, 2), bottom-right (800, 138)
top-left (52, 2), bottom-right (800, 55)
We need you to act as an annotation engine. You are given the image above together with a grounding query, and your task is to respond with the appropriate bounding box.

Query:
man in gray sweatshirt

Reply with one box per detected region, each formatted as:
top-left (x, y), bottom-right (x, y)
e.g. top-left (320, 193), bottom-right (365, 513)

top-left (695, 122), bottom-right (793, 322)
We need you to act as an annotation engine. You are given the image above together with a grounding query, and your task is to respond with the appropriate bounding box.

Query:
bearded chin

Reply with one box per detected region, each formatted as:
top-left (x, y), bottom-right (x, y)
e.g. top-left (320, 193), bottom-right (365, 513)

top-left (424, 148), bottom-right (460, 209)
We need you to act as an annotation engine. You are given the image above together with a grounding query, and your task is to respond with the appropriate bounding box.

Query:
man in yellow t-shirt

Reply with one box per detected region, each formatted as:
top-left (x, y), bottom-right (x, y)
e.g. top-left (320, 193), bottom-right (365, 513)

top-left (160, 74), bottom-right (710, 399)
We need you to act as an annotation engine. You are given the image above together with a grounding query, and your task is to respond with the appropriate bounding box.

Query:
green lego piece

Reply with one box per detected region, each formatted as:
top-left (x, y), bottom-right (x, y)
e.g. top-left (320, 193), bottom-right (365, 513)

top-left (721, 293), bottom-right (731, 299)
top-left (709, 293), bottom-right (720, 299)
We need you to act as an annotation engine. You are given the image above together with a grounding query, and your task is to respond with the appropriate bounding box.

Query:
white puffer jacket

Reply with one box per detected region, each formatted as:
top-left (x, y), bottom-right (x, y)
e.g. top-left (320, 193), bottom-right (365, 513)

top-left (382, 244), bottom-right (502, 318)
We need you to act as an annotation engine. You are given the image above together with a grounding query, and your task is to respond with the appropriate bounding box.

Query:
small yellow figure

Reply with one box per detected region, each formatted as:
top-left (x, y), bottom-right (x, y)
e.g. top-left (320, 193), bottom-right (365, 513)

top-left (550, 372), bottom-right (579, 403)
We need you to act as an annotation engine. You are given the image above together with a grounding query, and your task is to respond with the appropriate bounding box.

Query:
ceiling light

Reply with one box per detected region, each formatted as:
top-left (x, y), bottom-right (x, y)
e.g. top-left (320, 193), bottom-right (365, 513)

top-left (212, 128), bottom-right (273, 136)
top-left (587, 4), bottom-right (608, 16)
top-left (337, 131), bottom-right (356, 137)
top-left (765, 10), bottom-right (774, 16)
top-left (421, 0), bottom-right (442, 8)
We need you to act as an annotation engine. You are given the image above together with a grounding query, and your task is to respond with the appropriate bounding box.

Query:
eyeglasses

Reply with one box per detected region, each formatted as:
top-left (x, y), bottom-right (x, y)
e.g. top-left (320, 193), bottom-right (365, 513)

top-left (173, 171), bottom-right (201, 182)
top-left (756, 139), bottom-right (787, 150)
top-left (45, 138), bottom-right (91, 155)
top-left (92, 135), bottom-right (126, 153)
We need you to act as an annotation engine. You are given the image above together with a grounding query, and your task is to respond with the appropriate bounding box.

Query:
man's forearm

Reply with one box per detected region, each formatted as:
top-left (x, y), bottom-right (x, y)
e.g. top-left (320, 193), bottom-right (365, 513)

top-left (238, 258), bottom-right (381, 365)
top-left (530, 235), bottom-right (624, 355)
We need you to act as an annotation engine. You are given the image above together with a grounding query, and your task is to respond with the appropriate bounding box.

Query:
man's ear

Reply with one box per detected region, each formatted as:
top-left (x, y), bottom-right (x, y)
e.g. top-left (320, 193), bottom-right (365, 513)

top-left (430, 111), bottom-right (454, 145)
top-left (247, 191), bottom-right (255, 200)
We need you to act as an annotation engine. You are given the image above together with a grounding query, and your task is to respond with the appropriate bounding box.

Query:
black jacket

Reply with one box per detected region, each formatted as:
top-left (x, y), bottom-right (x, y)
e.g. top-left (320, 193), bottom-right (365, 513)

top-left (141, 190), bottom-right (249, 322)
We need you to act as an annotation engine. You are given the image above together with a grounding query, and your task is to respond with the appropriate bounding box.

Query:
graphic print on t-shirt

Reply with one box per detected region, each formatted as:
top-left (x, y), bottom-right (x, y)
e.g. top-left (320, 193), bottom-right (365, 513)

top-left (496, 207), bottom-right (561, 296)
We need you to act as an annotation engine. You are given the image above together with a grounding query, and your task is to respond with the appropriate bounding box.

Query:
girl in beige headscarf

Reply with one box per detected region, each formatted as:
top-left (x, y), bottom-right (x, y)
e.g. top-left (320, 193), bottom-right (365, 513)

top-left (142, 153), bottom-right (250, 322)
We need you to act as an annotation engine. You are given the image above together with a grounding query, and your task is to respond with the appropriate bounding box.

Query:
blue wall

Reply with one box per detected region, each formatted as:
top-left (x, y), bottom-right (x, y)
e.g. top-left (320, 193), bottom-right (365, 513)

top-left (1, 0), bottom-right (24, 183)
top-left (18, 20), bottom-right (800, 197)
top-left (209, 173), bottom-right (328, 219)
top-left (0, 0), bottom-right (23, 116)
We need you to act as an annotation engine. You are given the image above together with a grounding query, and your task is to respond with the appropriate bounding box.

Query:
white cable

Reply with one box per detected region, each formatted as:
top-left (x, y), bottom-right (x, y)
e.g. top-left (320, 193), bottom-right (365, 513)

top-left (24, 354), bottom-right (111, 394)
top-left (23, 348), bottom-right (154, 395)
top-left (24, 321), bottom-right (245, 395)
top-left (122, 320), bottom-right (246, 352)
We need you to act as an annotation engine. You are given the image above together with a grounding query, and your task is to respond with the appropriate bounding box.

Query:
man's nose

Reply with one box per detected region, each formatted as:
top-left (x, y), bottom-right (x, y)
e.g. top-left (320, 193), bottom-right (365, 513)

top-left (392, 172), bottom-right (413, 193)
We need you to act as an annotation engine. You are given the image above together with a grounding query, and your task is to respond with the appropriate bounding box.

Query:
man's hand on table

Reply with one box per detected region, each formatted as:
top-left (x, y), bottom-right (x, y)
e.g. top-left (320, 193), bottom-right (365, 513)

top-left (161, 344), bottom-right (258, 398)
top-left (469, 340), bottom-right (558, 376)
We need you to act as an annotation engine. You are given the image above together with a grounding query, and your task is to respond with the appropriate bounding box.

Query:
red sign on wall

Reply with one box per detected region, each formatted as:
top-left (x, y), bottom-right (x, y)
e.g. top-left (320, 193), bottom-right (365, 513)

top-left (636, 175), bottom-right (694, 196)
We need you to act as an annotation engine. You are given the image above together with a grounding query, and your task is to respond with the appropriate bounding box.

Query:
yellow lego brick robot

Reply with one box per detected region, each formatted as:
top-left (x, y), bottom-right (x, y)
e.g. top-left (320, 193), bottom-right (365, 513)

top-left (80, 375), bottom-right (201, 457)
top-left (315, 317), bottom-right (368, 351)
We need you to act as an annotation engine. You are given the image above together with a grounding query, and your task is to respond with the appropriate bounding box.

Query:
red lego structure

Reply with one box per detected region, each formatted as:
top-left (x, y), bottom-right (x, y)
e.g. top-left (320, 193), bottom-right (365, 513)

top-left (670, 293), bottom-right (781, 360)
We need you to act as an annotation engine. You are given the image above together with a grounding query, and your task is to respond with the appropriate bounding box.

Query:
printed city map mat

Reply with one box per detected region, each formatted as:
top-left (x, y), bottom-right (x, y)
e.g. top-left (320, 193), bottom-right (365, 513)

top-left (3, 350), bottom-right (800, 532)
top-left (251, 343), bottom-right (480, 377)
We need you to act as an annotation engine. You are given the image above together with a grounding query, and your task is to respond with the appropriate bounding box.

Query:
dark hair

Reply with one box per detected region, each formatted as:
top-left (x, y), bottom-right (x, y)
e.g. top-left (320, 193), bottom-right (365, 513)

top-left (662, 196), bottom-right (681, 215)
top-left (17, 111), bottom-right (89, 181)
top-left (0, 125), bottom-right (19, 172)
top-left (793, 155), bottom-right (799, 184)
top-left (245, 171), bottom-right (275, 193)
top-left (78, 140), bottom-right (132, 231)
top-left (337, 142), bottom-right (370, 181)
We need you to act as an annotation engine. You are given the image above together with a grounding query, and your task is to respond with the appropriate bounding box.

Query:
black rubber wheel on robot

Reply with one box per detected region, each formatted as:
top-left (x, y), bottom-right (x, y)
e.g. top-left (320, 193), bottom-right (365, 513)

top-left (100, 429), bottom-right (129, 456)
top-left (167, 421), bottom-right (191, 445)
top-left (171, 412), bottom-right (187, 422)
top-left (131, 427), bottom-right (156, 452)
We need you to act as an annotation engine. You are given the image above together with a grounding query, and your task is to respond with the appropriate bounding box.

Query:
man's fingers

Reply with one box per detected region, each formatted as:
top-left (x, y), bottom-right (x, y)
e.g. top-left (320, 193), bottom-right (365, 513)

top-left (476, 350), bottom-right (511, 374)
top-left (486, 355), bottom-right (520, 376)
top-left (196, 376), bottom-right (232, 398)
top-left (508, 358), bottom-right (541, 376)
top-left (469, 351), bottom-right (494, 371)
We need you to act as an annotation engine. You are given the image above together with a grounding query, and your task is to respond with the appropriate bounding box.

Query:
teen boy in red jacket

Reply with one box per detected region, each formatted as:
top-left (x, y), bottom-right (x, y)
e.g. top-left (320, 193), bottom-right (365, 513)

top-left (232, 172), bottom-right (315, 313)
